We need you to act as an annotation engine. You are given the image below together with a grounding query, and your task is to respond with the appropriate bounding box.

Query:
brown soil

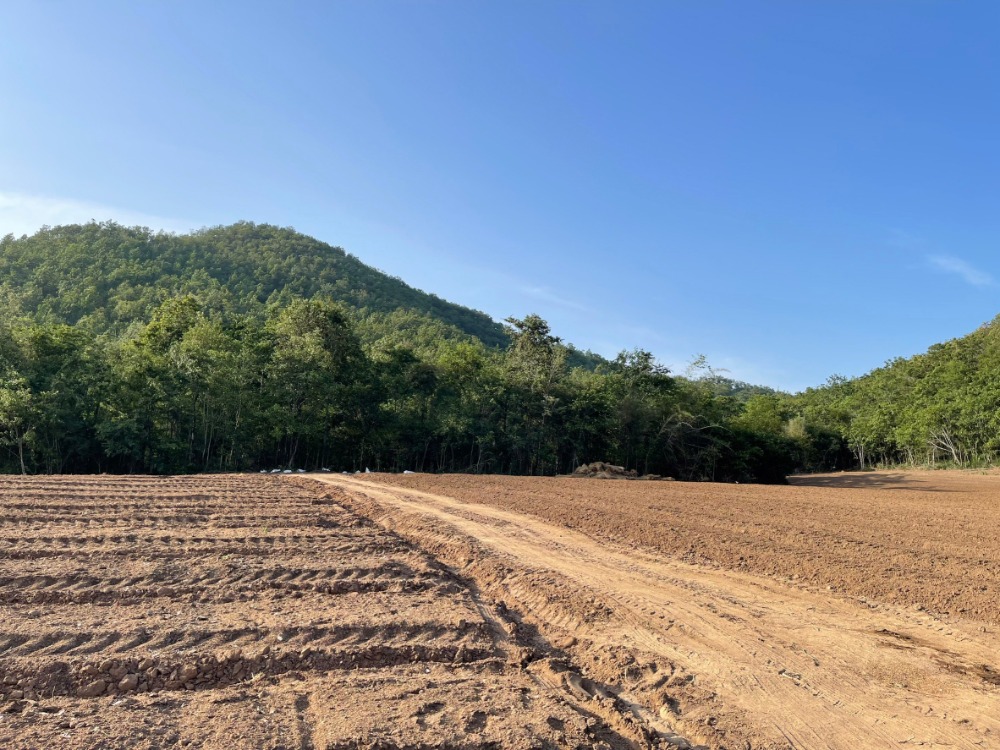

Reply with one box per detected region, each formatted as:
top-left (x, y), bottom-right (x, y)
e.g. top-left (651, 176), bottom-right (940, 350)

top-left (359, 470), bottom-right (1000, 624)
top-left (4, 470), bottom-right (1000, 750)
top-left (0, 475), bottom-right (638, 750)
top-left (320, 470), bottom-right (1000, 750)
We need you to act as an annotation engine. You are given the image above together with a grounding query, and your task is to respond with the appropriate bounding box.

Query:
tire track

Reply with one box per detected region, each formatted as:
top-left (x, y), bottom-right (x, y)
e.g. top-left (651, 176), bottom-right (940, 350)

top-left (0, 561), bottom-right (455, 604)
top-left (311, 474), bottom-right (1000, 750)
top-left (0, 619), bottom-right (494, 660)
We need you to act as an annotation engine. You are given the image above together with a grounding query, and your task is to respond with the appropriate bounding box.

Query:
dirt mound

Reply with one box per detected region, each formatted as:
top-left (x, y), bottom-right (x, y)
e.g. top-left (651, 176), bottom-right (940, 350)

top-left (570, 461), bottom-right (671, 481)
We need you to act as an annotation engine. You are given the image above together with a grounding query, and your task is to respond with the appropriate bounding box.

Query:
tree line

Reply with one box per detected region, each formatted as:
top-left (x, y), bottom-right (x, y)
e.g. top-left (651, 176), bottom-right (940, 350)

top-left (774, 317), bottom-right (1000, 469)
top-left (0, 295), bottom-right (829, 481)
top-left (31, 219), bottom-right (988, 479)
top-left (10, 222), bottom-right (995, 476)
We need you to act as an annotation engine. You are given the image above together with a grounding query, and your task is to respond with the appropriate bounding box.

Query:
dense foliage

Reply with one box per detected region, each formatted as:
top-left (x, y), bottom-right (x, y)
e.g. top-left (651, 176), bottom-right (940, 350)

top-left (0, 222), bottom-right (838, 481)
top-left (783, 319), bottom-right (1000, 469)
top-left (0, 221), bottom-right (507, 347)
top-left (14, 220), bottom-right (986, 478)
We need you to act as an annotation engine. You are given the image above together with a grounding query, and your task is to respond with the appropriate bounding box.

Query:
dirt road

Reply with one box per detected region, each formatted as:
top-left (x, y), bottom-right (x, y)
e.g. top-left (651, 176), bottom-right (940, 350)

top-left (310, 473), bottom-right (1000, 750)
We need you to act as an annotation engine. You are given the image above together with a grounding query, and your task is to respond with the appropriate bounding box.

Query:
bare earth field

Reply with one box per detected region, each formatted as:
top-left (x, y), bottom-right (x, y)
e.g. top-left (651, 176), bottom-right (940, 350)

top-left (0, 476), bottom-right (621, 749)
top-left (324, 470), bottom-right (1000, 749)
top-left (1, 471), bottom-right (999, 749)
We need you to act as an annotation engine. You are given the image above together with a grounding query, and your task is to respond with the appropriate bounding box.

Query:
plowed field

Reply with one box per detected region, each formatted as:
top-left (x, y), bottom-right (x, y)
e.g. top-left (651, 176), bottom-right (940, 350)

top-left (3, 471), bottom-right (1000, 750)
top-left (0, 476), bottom-right (631, 749)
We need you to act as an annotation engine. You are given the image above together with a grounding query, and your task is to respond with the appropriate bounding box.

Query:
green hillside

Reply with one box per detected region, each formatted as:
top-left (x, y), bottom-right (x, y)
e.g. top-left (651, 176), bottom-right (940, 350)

top-left (0, 220), bottom-right (812, 482)
top-left (14, 218), bottom-right (982, 480)
top-left (0, 221), bottom-right (508, 347)
top-left (784, 318), bottom-right (1000, 468)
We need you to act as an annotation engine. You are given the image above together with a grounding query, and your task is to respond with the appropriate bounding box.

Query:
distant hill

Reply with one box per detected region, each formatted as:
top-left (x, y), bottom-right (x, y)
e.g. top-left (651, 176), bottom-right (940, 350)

top-left (0, 221), bottom-right (508, 347)
top-left (0, 220), bottom-right (814, 482)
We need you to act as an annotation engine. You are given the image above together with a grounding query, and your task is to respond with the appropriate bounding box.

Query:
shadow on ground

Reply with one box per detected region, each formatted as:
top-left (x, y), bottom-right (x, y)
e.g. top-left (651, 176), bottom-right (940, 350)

top-left (787, 472), bottom-right (948, 491)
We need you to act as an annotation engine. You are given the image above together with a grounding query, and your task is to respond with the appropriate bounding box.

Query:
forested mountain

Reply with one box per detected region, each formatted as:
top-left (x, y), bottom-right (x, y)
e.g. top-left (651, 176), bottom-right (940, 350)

top-left (0, 221), bottom-right (508, 347)
top-left (780, 318), bottom-right (1000, 468)
top-left (0, 221), bottom-right (825, 482)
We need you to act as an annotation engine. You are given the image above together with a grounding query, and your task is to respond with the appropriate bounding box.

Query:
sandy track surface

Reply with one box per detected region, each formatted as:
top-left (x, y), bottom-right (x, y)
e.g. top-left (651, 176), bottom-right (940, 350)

top-left (0, 475), bottom-right (638, 749)
top-left (310, 472), bottom-right (1000, 750)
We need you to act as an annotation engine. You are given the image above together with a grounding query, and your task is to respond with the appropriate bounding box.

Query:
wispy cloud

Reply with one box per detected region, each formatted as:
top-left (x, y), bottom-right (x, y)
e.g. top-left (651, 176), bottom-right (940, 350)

top-left (518, 285), bottom-right (592, 313)
top-left (926, 254), bottom-right (995, 287)
top-left (0, 191), bottom-right (193, 237)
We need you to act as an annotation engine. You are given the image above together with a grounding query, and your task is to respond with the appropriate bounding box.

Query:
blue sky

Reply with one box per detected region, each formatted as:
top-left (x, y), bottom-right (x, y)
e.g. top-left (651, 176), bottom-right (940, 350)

top-left (2, 1), bottom-right (1000, 391)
